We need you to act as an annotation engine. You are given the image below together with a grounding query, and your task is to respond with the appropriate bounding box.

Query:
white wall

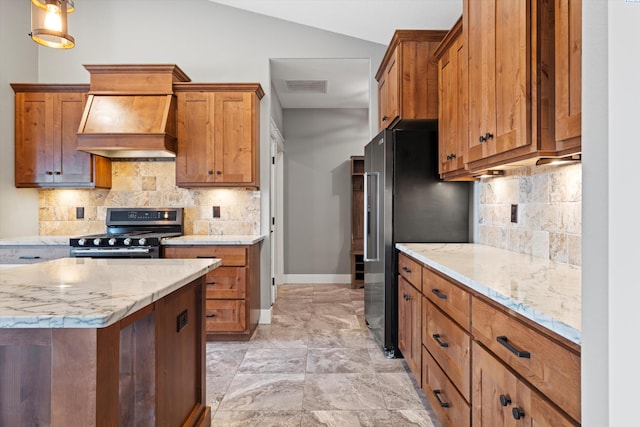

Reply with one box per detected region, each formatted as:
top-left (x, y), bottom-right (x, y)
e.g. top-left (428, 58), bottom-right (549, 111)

top-left (582, 1), bottom-right (640, 426)
top-left (0, 0), bottom-right (40, 237)
top-left (282, 108), bottom-right (368, 282)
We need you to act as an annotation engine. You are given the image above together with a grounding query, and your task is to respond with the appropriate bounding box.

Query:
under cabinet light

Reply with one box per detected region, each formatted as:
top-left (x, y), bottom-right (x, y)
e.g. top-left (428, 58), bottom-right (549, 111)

top-left (473, 170), bottom-right (505, 179)
top-left (30, 0), bottom-right (75, 49)
top-left (535, 154), bottom-right (582, 166)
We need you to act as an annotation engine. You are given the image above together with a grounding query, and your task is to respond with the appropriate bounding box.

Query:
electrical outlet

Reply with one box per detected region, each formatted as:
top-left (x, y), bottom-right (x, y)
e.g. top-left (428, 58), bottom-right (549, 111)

top-left (510, 204), bottom-right (518, 223)
top-left (212, 206), bottom-right (220, 218)
top-left (76, 206), bottom-right (84, 219)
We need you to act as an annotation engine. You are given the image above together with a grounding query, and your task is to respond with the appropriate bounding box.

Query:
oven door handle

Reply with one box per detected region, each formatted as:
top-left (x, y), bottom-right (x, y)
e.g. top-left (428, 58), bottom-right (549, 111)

top-left (71, 248), bottom-right (152, 255)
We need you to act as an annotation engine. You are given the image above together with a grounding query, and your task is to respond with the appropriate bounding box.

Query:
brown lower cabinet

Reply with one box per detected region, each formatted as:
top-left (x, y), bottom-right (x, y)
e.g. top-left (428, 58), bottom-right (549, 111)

top-left (397, 250), bottom-right (581, 427)
top-left (472, 342), bottom-right (578, 427)
top-left (163, 243), bottom-right (261, 341)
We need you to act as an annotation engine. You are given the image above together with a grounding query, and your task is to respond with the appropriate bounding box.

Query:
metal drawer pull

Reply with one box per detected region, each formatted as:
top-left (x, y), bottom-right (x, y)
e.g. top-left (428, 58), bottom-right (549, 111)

top-left (512, 407), bottom-right (525, 420)
top-left (433, 389), bottom-right (450, 408)
top-left (18, 256), bottom-right (41, 259)
top-left (403, 293), bottom-right (412, 301)
top-left (206, 313), bottom-right (216, 318)
top-left (499, 394), bottom-right (512, 407)
top-left (402, 266), bottom-right (412, 273)
top-left (432, 334), bottom-right (449, 348)
top-left (496, 336), bottom-right (531, 358)
top-left (431, 289), bottom-right (448, 300)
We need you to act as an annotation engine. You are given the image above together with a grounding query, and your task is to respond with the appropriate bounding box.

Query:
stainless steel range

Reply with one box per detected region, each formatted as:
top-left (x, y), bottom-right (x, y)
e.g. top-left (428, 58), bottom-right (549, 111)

top-left (70, 207), bottom-right (183, 258)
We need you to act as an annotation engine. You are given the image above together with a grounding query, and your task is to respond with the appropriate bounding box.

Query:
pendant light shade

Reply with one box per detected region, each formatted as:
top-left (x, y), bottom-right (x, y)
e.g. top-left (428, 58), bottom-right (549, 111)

top-left (30, 0), bottom-right (75, 49)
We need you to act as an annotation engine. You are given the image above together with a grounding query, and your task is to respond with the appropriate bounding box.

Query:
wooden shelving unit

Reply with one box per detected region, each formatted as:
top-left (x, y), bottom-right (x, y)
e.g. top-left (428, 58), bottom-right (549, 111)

top-left (350, 155), bottom-right (365, 288)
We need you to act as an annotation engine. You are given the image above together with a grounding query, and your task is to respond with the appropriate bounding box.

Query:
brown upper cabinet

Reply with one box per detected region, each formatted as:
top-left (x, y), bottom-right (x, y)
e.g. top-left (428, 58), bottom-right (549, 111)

top-left (464, 0), bottom-right (558, 171)
top-left (555, 0), bottom-right (582, 154)
top-left (376, 30), bottom-right (447, 130)
top-left (174, 83), bottom-right (263, 189)
top-left (11, 84), bottom-right (111, 189)
top-left (434, 18), bottom-right (475, 181)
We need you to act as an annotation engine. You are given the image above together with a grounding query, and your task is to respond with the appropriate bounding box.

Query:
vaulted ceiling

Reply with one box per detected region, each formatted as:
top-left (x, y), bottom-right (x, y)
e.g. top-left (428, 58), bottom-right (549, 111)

top-left (208, 0), bottom-right (462, 109)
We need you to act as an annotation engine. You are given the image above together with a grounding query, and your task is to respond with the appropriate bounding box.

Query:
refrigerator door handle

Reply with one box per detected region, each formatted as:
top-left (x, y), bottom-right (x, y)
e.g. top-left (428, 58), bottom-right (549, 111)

top-left (364, 171), bottom-right (380, 262)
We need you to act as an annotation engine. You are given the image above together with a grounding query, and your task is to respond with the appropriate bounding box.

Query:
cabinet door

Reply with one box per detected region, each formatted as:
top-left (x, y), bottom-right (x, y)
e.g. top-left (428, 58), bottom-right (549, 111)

top-left (57, 92), bottom-right (95, 184)
top-left (398, 276), bottom-right (421, 379)
top-left (176, 91), bottom-right (216, 184)
top-left (472, 342), bottom-right (519, 427)
top-left (213, 92), bottom-right (256, 184)
top-left (14, 92), bottom-right (55, 185)
top-left (466, 0), bottom-right (529, 163)
top-left (439, 35), bottom-right (469, 176)
top-left (378, 48), bottom-right (398, 130)
top-left (473, 342), bottom-right (577, 427)
top-left (555, 0), bottom-right (582, 151)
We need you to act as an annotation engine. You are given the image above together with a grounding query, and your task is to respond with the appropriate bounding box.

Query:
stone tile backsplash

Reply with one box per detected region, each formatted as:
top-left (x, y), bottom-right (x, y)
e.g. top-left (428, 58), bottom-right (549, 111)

top-left (38, 161), bottom-right (260, 236)
top-left (477, 162), bottom-right (581, 266)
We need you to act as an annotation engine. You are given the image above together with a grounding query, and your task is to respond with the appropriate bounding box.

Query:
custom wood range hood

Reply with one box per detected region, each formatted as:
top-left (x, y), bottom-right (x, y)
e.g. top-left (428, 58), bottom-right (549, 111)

top-left (76, 64), bottom-right (190, 158)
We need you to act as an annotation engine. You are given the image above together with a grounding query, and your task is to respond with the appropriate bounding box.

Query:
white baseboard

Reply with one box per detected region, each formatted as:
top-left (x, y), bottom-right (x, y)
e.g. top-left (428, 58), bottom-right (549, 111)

top-left (258, 307), bottom-right (272, 324)
top-left (281, 274), bottom-right (352, 284)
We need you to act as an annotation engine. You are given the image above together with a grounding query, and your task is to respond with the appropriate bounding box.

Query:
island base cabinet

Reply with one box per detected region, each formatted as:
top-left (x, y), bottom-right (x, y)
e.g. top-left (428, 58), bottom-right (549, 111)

top-left (0, 278), bottom-right (210, 427)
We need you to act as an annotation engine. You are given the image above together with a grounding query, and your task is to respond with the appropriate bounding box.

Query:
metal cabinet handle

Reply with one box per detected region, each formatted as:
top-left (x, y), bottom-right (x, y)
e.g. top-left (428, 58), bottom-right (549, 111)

top-left (18, 256), bottom-right (41, 260)
top-left (431, 289), bottom-right (448, 300)
top-left (402, 266), bottom-right (411, 273)
top-left (54, 171), bottom-right (61, 175)
top-left (497, 336), bottom-right (531, 358)
top-left (500, 394), bottom-right (512, 407)
top-left (433, 389), bottom-right (450, 408)
top-left (382, 115), bottom-right (388, 121)
top-left (206, 313), bottom-right (216, 318)
top-left (432, 333), bottom-right (449, 348)
top-left (479, 135), bottom-right (486, 142)
top-left (485, 132), bottom-right (494, 140)
top-left (512, 407), bottom-right (525, 420)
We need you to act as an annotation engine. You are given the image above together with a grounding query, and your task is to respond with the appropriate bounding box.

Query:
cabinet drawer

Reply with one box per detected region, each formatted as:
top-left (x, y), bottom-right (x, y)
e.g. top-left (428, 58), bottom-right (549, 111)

top-left (205, 299), bottom-right (246, 332)
top-left (163, 245), bottom-right (247, 266)
top-left (423, 266), bottom-right (470, 330)
top-left (422, 296), bottom-right (471, 402)
top-left (398, 252), bottom-right (422, 291)
top-left (472, 297), bottom-right (581, 422)
top-left (422, 347), bottom-right (470, 427)
top-left (205, 267), bottom-right (247, 299)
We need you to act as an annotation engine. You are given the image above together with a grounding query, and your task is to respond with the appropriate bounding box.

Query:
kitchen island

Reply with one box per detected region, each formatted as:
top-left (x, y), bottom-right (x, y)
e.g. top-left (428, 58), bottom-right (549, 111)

top-left (0, 257), bottom-right (221, 427)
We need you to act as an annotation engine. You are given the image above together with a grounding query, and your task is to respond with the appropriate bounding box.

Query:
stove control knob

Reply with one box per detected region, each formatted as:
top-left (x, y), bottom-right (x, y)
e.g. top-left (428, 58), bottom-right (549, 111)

top-left (78, 238), bottom-right (86, 246)
top-left (138, 238), bottom-right (147, 246)
top-left (93, 238), bottom-right (101, 246)
top-left (108, 238), bottom-right (117, 246)
top-left (123, 238), bottom-right (132, 246)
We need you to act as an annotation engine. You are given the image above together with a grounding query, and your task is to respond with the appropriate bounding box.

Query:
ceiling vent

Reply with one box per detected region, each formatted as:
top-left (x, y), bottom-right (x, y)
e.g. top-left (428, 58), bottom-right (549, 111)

top-left (284, 80), bottom-right (328, 93)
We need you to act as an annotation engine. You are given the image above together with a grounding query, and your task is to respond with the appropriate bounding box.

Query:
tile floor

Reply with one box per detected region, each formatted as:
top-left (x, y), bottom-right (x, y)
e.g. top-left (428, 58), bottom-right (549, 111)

top-left (206, 284), bottom-right (441, 426)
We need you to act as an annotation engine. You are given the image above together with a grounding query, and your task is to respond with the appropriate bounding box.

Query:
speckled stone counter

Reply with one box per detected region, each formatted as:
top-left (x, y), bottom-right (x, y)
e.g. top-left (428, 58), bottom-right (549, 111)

top-left (163, 235), bottom-right (266, 245)
top-left (396, 243), bottom-right (581, 345)
top-left (0, 257), bottom-right (220, 328)
top-left (0, 235), bottom-right (73, 245)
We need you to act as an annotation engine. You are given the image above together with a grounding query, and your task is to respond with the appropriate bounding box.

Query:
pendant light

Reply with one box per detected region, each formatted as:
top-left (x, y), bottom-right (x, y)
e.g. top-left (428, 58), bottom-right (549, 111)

top-left (30, 0), bottom-right (75, 49)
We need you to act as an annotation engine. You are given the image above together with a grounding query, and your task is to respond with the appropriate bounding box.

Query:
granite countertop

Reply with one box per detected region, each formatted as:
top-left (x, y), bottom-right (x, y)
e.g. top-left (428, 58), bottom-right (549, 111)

top-left (0, 257), bottom-right (221, 329)
top-left (396, 243), bottom-right (581, 345)
top-left (0, 235), bottom-right (73, 245)
top-left (0, 235), bottom-right (267, 246)
top-left (163, 235), bottom-right (266, 245)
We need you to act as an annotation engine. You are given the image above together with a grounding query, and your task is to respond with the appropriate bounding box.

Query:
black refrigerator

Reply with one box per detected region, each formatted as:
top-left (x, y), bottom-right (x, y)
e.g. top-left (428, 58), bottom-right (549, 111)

top-left (363, 127), bottom-right (470, 358)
